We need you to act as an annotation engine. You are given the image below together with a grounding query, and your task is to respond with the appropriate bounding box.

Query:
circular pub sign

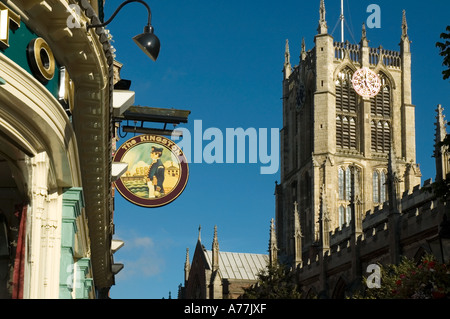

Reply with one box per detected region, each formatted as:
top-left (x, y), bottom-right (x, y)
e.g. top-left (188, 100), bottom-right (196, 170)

top-left (113, 134), bottom-right (189, 208)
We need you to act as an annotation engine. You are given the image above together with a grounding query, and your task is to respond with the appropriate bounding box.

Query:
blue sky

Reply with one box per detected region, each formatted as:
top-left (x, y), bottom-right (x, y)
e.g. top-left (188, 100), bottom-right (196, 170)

top-left (105, 0), bottom-right (450, 298)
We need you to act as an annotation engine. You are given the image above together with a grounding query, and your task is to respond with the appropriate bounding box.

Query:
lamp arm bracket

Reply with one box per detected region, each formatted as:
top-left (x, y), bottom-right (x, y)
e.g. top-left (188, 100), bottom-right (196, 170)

top-left (87, 0), bottom-right (152, 29)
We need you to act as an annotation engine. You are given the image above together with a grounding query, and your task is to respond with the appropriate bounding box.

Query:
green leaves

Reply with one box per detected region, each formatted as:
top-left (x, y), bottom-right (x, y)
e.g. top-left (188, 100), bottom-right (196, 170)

top-left (436, 25), bottom-right (450, 81)
top-left (242, 262), bottom-right (302, 299)
top-left (355, 255), bottom-right (450, 299)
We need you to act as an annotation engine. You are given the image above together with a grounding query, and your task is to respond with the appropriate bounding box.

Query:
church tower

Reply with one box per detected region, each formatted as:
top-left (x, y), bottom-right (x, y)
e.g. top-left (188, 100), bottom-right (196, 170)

top-left (275, 1), bottom-right (421, 266)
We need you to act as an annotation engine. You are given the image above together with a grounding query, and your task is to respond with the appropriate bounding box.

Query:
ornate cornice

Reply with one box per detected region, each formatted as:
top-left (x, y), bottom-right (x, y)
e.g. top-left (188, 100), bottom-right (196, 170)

top-left (7, 0), bottom-right (115, 289)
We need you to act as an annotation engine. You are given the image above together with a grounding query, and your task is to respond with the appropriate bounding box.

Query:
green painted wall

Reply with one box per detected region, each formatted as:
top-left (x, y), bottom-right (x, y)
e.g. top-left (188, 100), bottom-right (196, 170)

top-left (1, 14), bottom-right (60, 98)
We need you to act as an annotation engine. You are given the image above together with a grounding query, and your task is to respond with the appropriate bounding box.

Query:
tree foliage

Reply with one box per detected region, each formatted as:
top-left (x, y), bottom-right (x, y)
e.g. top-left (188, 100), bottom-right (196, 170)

top-left (241, 262), bottom-right (302, 299)
top-left (436, 25), bottom-right (450, 81)
top-left (432, 26), bottom-right (450, 200)
top-left (353, 255), bottom-right (450, 299)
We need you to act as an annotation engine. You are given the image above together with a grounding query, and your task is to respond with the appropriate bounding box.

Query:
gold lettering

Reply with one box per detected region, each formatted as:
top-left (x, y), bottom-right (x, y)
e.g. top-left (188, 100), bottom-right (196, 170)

top-left (123, 139), bottom-right (136, 150)
top-left (171, 145), bottom-right (183, 156)
top-left (173, 148), bottom-right (182, 157)
top-left (166, 140), bottom-right (174, 149)
top-left (0, 3), bottom-right (20, 50)
top-left (59, 67), bottom-right (75, 113)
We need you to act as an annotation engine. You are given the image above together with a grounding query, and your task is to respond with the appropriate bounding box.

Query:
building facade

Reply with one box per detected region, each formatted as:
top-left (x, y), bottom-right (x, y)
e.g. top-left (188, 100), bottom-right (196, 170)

top-left (181, 226), bottom-right (269, 299)
top-left (274, 0), bottom-right (449, 298)
top-left (0, 0), bottom-right (121, 298)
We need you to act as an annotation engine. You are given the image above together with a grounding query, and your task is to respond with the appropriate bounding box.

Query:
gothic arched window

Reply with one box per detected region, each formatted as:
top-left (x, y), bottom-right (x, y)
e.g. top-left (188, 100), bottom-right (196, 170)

top-left (337, 165), bottom-right (360, 228)
top-left (338, 167), bottom-right (344, 200)
top-left (380, 171), bottom-right (386, 202)
top-left (371, 120), bottom-right (391, 153)
top-left (373, 169), bottom-right (388, 204)
top-left (370, 73), bottom-right (391, 153)
top-left (373, 170), bottom-right (379, 204)
top-left (345, 167), bottom-right (352, 200)
top-left (336, 68), bottom-right (358, 150)
top-left (346, 206), bottom-right (352, 226)
top-left (336, 115), bottom-right (357, 150)
top-left (338, 206), bottom-right (345, 228)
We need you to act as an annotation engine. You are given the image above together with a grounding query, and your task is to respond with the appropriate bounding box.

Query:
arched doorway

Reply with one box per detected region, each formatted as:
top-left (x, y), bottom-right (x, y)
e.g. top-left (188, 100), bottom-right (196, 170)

top-left (332, 276), bottom-right (347, 299)
top-left (0, 151), bottom-right (28, 298)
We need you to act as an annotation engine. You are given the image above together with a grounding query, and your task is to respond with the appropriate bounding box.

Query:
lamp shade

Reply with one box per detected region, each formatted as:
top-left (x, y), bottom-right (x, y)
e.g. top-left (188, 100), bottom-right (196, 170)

top-left (132, 25), bottom-right (160, 61)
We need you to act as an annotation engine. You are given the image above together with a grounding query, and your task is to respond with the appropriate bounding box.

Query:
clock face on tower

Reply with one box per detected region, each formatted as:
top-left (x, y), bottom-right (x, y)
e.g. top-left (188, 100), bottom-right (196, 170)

top-left (351, 67), bottom-right (381, 98)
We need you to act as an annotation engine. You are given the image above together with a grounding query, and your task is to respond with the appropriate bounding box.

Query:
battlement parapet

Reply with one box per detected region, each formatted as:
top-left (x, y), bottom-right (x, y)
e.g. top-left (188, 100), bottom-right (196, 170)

top-left (329, 224), bottom-right (352, 247)
top-left (333, 42), bottom-right (401, 69)
top-left (295, 174), bottom-right (444, 289)
top-left (326, 179), bottom-right (440, 263)
top-left (297, 253), bottom-right (321, 276)
top-left (363, 179), bottom-right (436, 226)
top-left (334, 41), bottom-right (360, 63)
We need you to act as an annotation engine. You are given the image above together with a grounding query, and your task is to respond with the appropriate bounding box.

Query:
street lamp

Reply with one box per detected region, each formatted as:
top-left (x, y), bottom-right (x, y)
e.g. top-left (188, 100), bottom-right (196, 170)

top-left (87, 0), bottom-right (160, 61)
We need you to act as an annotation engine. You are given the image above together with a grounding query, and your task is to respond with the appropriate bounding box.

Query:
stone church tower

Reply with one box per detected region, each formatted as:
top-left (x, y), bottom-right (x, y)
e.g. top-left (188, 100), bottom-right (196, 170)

top-left (275, 0), bottom-right (422, 268)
